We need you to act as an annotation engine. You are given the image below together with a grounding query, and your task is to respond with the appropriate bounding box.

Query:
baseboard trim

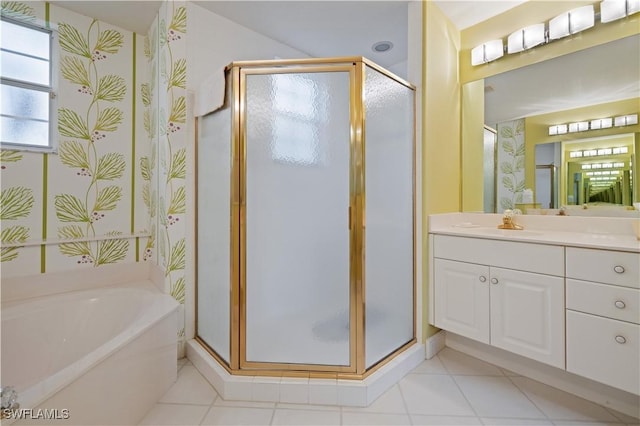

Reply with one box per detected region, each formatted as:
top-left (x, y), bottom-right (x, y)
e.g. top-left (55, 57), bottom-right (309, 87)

top-left (425, 329), bottom-right (446, 359)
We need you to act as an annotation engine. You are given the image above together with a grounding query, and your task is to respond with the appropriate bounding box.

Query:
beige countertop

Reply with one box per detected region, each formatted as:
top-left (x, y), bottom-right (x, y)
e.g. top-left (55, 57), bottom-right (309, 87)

top-left (428, 213), bottom-right (640, 253)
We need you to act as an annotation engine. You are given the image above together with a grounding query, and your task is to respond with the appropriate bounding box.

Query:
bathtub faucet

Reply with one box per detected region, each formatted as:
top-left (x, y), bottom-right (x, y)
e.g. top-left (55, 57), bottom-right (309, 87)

top-left (1, 386), bottom-right (19, 418)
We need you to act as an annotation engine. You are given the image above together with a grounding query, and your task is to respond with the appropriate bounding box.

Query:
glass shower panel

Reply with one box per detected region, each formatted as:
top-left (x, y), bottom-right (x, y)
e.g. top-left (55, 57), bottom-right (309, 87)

top-left (245, 71), bottom-right (351, 366)
top-left (364, 66), bottom-right (414, 368)
top-left (197, 93), bottom-right (232, 363)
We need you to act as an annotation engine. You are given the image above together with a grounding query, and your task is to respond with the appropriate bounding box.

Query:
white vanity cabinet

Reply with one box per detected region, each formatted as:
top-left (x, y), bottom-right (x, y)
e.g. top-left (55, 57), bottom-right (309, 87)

top-left (433, 235), bottom-right (565, 368)
top-left (565, 247), bottom-right (640, 395)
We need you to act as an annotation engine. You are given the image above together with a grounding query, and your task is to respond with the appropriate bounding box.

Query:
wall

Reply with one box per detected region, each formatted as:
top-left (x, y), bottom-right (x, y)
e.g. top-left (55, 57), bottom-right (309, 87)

top-left (422, 2), bottom-right (461, 339)
top-left (1, 2), bottom-right (149, 279)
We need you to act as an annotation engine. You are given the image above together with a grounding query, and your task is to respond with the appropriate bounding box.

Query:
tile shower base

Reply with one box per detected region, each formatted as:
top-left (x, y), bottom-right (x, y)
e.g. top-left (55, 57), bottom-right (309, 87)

top-left (186, 339), bottom-right (425, 407)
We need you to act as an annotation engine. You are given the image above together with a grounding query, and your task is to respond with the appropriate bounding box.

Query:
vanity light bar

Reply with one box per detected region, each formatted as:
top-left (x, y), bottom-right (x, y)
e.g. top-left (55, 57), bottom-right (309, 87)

top-left (590, 118), bottom-right (613, 129)
top-left (471, 39), bottom-right (504, 65)
top-left (582, 162), bottom-right (626, 170)
top-left (614, 114), bottom-right (639, 126)
top-left (507, 23), bottom-right (546, 54)
top-left (568, 121), bottom-right (589, 133)
top-left (612, 147), bottom-right (629, 154)
top-left (600, 0), bottom-right (640, 23)
top-left (550, 114), bottom-right (637, 135)
top-left (549, 124), bottom-right (568, 135)
top-left (472, 1), bottom-right (638, 66)
top-left (549, 5), bottom-right (595, 40)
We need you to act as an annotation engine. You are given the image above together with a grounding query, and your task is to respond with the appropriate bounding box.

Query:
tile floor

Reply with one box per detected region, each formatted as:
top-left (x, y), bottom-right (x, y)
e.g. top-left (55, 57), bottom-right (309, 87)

top-left (140, 347), bottom-right (640, 426)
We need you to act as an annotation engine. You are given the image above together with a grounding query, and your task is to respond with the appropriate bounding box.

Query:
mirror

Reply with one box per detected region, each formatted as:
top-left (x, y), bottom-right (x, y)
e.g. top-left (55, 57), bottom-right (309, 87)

top-left (464, 34), bottom-right (640, 217)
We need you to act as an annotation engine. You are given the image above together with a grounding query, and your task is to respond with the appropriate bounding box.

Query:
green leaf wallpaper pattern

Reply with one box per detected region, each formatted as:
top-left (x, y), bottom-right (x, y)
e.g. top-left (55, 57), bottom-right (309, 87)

top-left (0, 185), bottom-right (33, 262)
top-left (59, 23), bottom-right (92, 58)
top-left (157, 3), bottom-right (187, 308)
top-left (55, 18), bottom-right (129, 266)
top-left (1, 186), bottom-right (35, 220)
top-left (0, 150), bottom-right (23, 164)
top-left (1, 226), bottom-right (29, 262)
top-left (496, 119), bottom-right (525, 212)
top-left (0, 1), bottom-right (35, 22)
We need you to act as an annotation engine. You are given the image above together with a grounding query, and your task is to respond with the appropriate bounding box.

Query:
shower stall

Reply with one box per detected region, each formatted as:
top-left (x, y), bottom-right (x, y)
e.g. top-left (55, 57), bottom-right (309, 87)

top-left (196, 57), bottom-right (415, 378)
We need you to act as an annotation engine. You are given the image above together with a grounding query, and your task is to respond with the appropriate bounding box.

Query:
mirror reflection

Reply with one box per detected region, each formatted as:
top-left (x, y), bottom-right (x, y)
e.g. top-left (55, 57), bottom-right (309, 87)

top-left (477, 34), bottom-right (639, 217)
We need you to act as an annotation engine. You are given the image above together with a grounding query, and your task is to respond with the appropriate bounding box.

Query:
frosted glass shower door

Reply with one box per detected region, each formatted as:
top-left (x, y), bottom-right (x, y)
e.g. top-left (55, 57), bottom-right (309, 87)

top-left (197, 86), bottom-right (232, 363)
top-left (243, 70), bottom-right (352, 367)
top-left (364, 66), bottom-right (415, 368)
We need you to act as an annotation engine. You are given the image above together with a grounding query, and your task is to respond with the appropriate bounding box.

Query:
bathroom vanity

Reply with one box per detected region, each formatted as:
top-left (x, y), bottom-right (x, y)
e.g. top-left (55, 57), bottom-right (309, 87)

top-left (428, 213), bottom-right (640, 410)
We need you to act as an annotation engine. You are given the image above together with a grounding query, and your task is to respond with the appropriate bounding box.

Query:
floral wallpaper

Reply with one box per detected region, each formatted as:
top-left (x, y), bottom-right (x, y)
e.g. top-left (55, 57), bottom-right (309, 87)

top-left (1, 1), bottom-right (148, 276)
top-left (158, 2), bottom-right (187, 306)
top-left (55, 19), bottom-right (130, 266)
top-left (496, 119), bottom-right (526, 212)
top-left (1, 0), bottom-right (187, 340)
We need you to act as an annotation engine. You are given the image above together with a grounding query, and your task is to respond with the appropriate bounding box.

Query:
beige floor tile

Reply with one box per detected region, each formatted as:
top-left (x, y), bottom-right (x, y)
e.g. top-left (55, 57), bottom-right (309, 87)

top-left (412, 415), bottom-right (482, 425)
top-left (510, 377), bottom-right (621, 422)
top-left (275, 403), bottom-right (340, 411)
top-left (438, 348), bottom-right (505, 376)
top-left (551, 421), bottom-right (625, 426)
top-left (271, 408), bottom-right (341, 425)
top-left (201, 406), bottom-right (274, 425)
top-left (342, 412), bottom-right (411, 425)
top-left (138, 403), bottom-right (209, 425)
top-left (159, 365), bottom-right (218, 405)
top-left (399, 374), bottom-right (475, 416)
top-left (342, 385), bottom-right (406, 414)
top-left (481, 417), bottom-right (553, 425)
top-left (454, 376), bottom-right (546, 419)
top-left (213, 399), bottom-right (276, 409)
top-left (411, 356), bottom-right (449, 375)
top-left (605, 408), bottom-right (640, 425)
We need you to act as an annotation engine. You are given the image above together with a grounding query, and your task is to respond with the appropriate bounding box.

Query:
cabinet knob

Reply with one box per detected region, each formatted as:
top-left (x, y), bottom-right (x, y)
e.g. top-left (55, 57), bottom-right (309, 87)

top-left (613, 265), bottom-right (625, 274)
top-left (615, 335), bottom-right (627, 344)
top-left (479, 276), bottom-right (487, 283)
top-left (490, 277), bottom-right (499, 285)
top-left (614, 300), bottom-right (626, 309)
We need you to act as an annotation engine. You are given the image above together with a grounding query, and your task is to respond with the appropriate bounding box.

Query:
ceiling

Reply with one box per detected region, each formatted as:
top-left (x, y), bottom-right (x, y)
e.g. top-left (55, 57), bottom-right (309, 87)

top-left (48, 1), bottom-right (523, 68)
top-left (47, 1), bottom-right (638, 124)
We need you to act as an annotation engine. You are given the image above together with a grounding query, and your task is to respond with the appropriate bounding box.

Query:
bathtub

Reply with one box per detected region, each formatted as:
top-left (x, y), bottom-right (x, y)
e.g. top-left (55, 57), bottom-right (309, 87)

top-left (1, 282), bottom-right (179, 425)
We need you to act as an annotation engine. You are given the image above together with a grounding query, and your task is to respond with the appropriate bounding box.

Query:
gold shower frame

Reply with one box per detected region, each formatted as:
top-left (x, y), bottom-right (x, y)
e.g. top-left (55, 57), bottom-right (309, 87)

top-left (195, 57), bottom-right (417, 380)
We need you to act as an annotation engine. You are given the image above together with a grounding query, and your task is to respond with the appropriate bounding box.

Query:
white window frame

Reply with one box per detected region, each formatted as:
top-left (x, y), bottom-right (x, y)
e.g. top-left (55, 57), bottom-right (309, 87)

top-left (0, 16), bottom-right (58, 153)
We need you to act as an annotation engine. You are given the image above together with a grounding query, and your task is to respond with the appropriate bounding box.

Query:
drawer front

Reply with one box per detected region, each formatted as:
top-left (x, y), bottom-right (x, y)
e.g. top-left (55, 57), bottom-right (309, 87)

top-left (566, 247), bottom-right (640, 289)
top-left (434, 235), bottom-right (564, 276)
top-left (566, 310), bottom-right (640, 395)
top-left (567, 279), bottom-right (640, 324)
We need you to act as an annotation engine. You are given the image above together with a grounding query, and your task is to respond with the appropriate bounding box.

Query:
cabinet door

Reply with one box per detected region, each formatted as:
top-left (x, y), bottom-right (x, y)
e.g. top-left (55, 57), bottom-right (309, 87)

top-left (567, 310), bottom-right (640, 395)
top-left (434, 259), bottom-right (490, 344)
top-left (490, 267), bottom-right (565, 368)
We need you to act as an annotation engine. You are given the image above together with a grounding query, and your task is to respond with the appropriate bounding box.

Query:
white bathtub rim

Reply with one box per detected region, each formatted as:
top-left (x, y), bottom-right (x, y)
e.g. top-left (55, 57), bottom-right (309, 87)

top-left (3, 282), bottom-right (179, 410)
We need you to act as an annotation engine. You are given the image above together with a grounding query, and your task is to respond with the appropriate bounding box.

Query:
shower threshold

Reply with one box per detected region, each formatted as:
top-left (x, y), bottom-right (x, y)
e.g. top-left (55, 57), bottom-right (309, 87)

top-left (186, 339), bottom-right (424, 407)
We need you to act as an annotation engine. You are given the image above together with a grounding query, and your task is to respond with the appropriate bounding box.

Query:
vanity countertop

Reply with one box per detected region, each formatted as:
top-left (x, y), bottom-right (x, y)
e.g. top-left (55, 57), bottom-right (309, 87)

top-left (429, 213), bottom-right (640, 253)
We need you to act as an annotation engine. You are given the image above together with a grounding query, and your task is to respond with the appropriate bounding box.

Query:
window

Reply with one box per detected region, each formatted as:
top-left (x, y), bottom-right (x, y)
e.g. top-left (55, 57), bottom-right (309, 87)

top-left (270, 73), bottom-right (328, 166)
top-left (1, 17), bottom-right (56, 152)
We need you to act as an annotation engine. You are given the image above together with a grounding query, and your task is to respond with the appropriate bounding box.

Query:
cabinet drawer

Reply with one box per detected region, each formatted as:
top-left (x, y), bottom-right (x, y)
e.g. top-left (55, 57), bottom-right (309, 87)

top-left (567, 279), bottom-right (640, 324)
top-left (434, 235), bottom-right (564, 276)
top-left (566, 247), bottom-right (640, 289)
top-left (566, 310), bottom-right (639, 395)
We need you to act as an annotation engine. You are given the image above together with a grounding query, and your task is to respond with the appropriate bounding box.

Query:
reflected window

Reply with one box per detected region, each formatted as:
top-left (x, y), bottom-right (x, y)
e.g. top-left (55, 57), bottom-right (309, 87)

top-left (1, 17), bottom-right (56, 152)
top-left (271, 74), bottom-right (327, 165)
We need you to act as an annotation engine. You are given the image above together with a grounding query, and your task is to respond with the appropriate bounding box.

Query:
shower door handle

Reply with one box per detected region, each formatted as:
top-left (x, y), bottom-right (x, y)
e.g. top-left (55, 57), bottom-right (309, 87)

top-left (349, 206), bottom-right (352, 230)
